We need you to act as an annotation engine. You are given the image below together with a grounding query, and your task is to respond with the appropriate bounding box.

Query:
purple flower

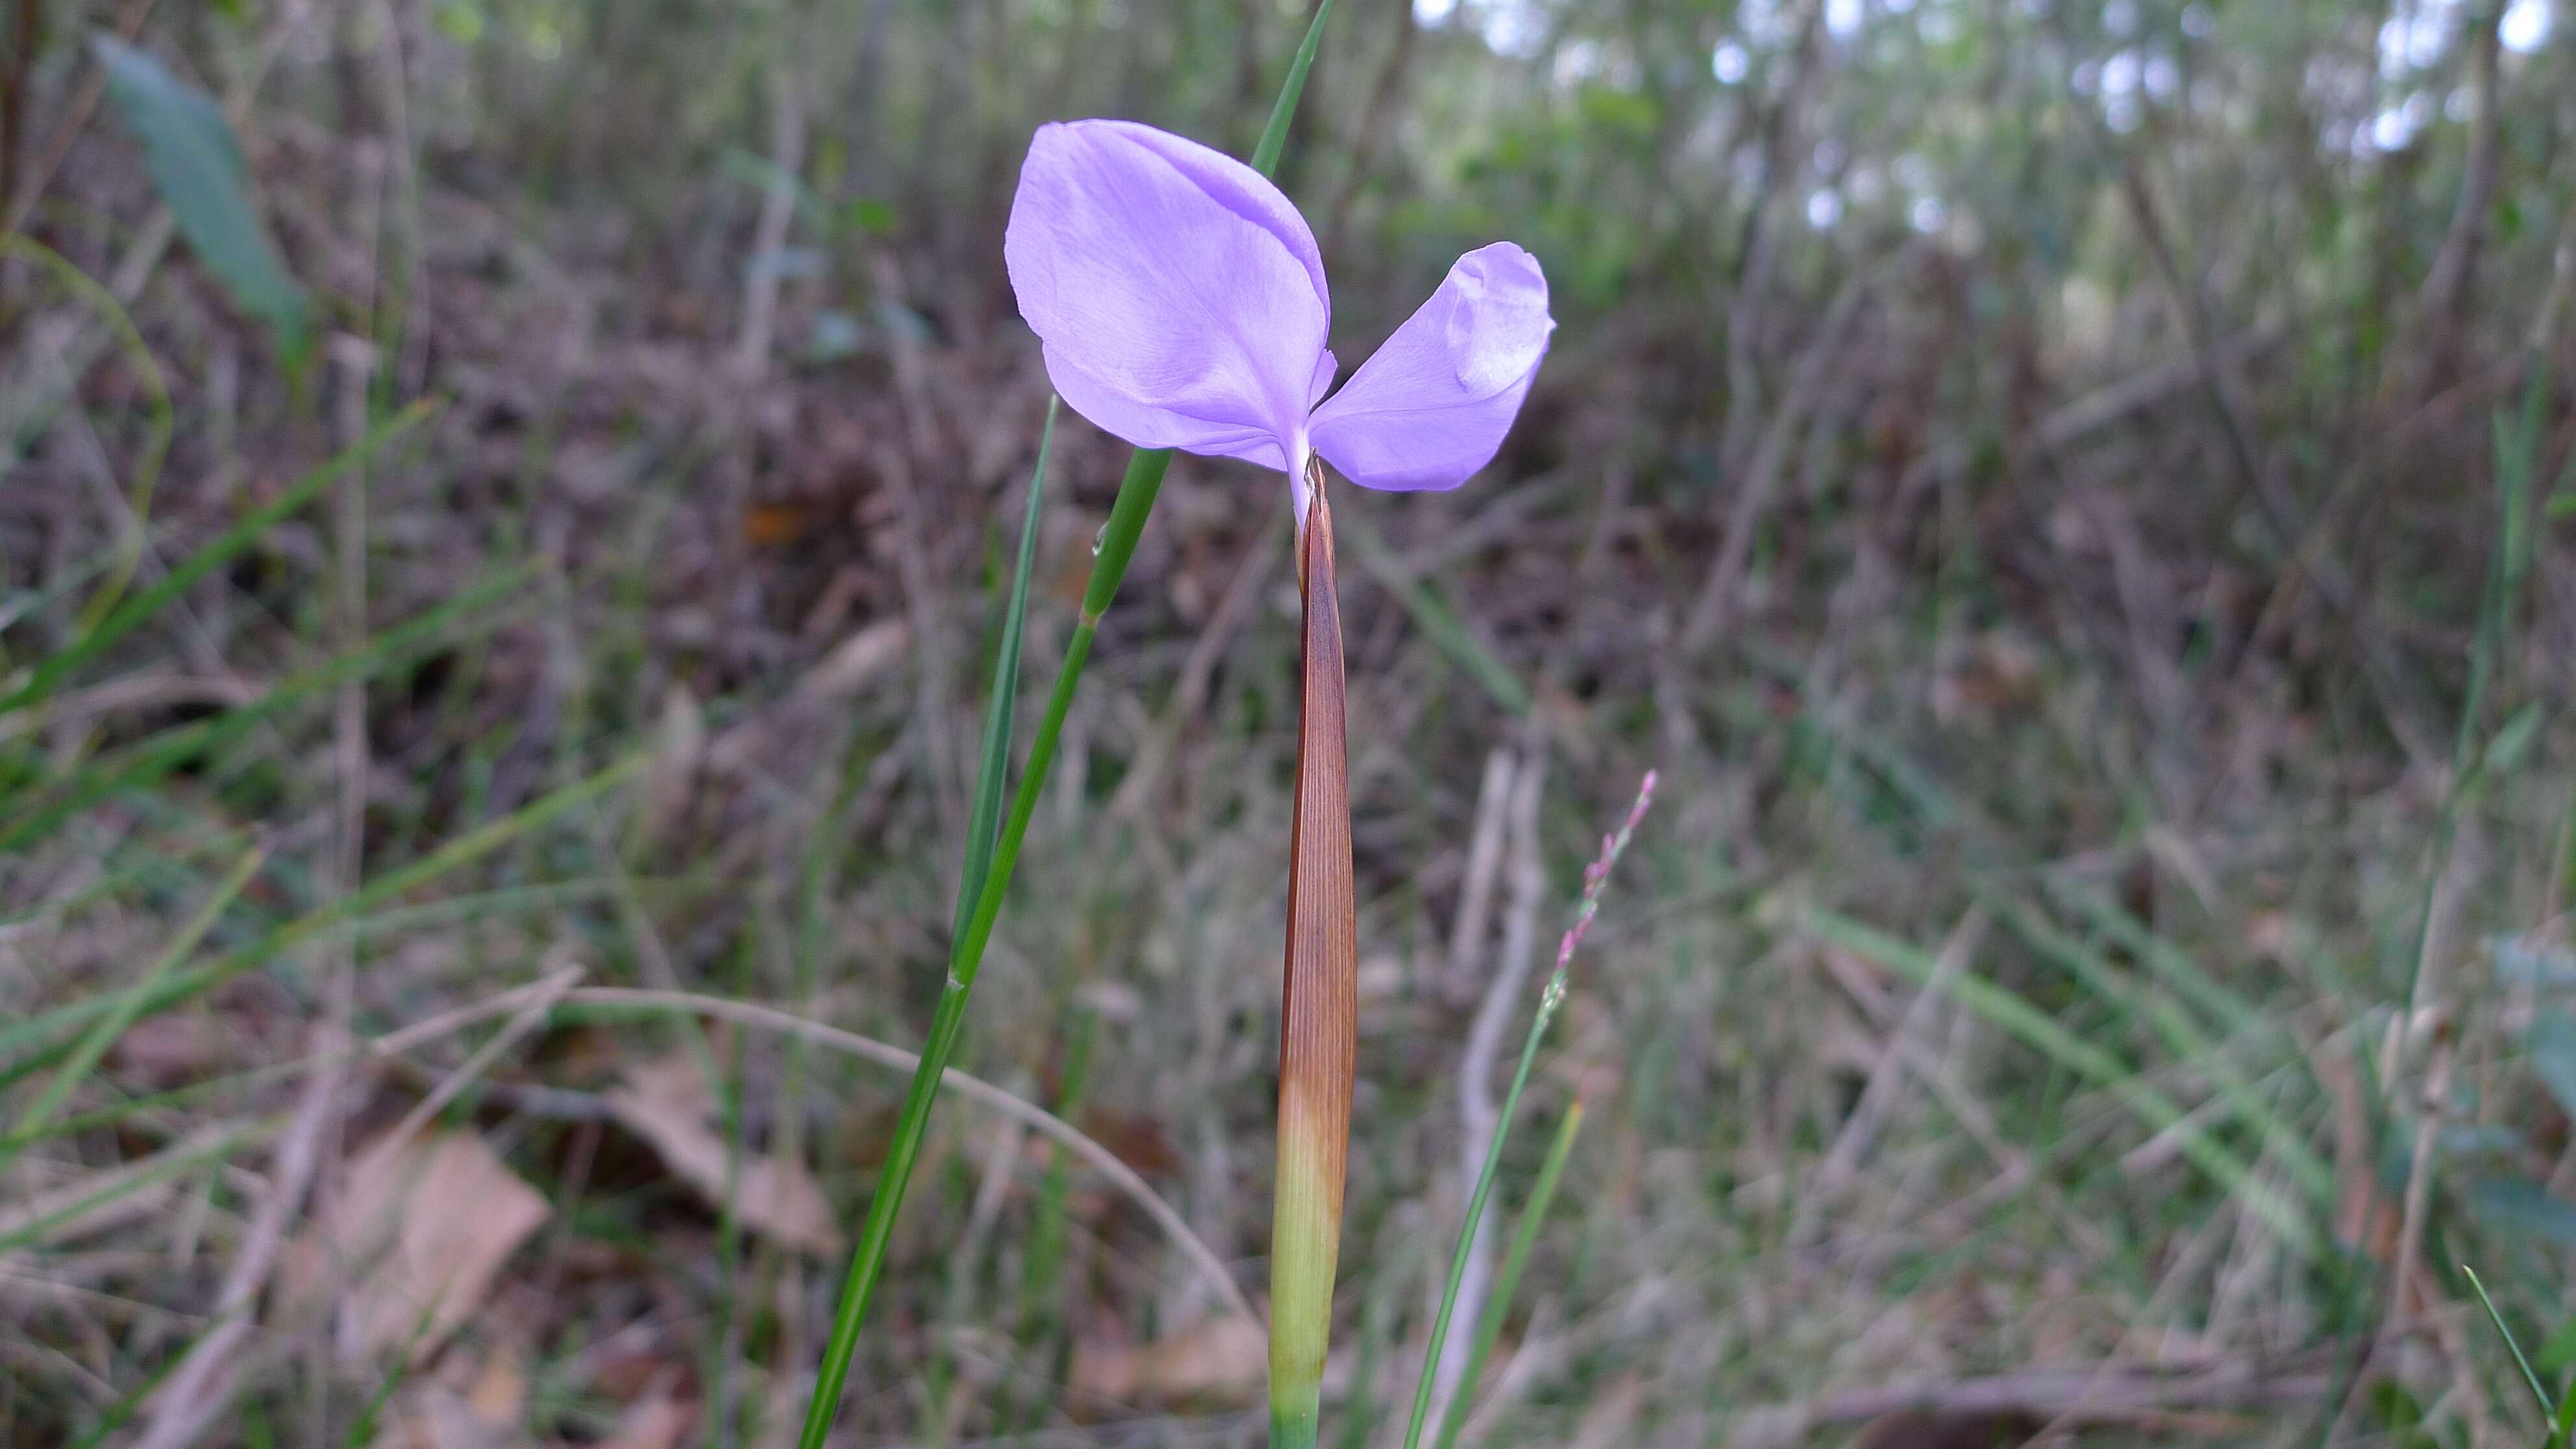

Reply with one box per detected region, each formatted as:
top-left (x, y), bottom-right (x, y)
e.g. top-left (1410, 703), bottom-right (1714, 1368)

top-left (1004, 119), bottom-right (1553, 525)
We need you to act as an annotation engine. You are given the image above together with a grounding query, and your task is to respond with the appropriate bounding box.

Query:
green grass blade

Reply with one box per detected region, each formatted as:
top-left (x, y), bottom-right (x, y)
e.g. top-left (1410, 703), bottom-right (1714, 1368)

top-left (1431, 1096), bottom-right (1584, 1449)
top-left (2463, 1263), bottom-right (2553, 1422)
top-left (2051, 887), bottom-right (2265, 1037)
top-left (1252, 0), bottom-right (1339, 177)
top-left (0, 397), bottom-right (438, 721)
top-left (0, 751), bottom-right (645, 1081)
top-left (0, 846), bottom-right (264, 1182)
top-left (0, 559), bottom-right (530, 854)
top-left (1337, 512), bottom-right (1530, 718)
top-left (0, 235), bottom-right (175, 635)
top-left (0, 1117), bottom-right (272, 1256)
top-left (1803, 906), bottom-right (2316, 1256)
top-left (793, 618), bottom-right (1097, 1449)
top-left (1080, 445), bottom-right (1175, 621)
top-left (1404, 778), bottom-right (1654, 1449)
top-left (1402, 979), bottom-right (1558, 1449)
top-left (1994, 896), bottom-right (2333, 1206)
top-left (64, 1324), bottom-right (207, 1449)
top-left (954, 397), bottom-right (1056, 943)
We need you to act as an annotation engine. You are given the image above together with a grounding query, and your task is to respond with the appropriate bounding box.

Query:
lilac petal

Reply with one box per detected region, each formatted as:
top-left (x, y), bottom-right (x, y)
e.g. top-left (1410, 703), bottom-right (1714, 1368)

top-left (1005, 119), bottom-right (1330, 468)
top-left (1309, 242), bottom-right (1553, 492)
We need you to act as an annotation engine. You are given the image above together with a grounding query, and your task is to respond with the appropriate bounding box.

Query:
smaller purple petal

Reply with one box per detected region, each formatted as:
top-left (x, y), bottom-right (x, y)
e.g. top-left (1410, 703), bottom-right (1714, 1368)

top-left (1309, 242), bottom-right (1553, 493)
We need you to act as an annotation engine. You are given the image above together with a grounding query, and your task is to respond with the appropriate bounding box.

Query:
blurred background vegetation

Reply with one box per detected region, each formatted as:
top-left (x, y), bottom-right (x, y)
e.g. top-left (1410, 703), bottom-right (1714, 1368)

top-left (3, 0), bottom-right (2574, 1444)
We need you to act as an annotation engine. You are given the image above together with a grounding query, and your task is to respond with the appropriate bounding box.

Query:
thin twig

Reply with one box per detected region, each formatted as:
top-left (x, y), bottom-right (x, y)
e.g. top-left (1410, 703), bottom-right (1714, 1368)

top-left (127, 1036), bottom-right (341, 1449)
top-left (562, 986), bottom-right (1258, 1326)
top-left (1434, 743), bottom-right (1544, 1414)
top-left (1441, 747), bottom-right (1517, 1003)
top-left (732, 62), bottom-right (807, 381)
top-left (1725, 1363), bottom-right (2336, 1449)
top-left (1793, 906), bottom-right (1988, 1247)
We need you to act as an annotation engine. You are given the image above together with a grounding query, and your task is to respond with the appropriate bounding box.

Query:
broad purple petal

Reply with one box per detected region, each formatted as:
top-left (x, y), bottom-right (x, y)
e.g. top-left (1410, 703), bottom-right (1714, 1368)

top-left (1309, 243), bottom-right (1553, 492)
top-left (1005, 119), bottom-right (1330, 467)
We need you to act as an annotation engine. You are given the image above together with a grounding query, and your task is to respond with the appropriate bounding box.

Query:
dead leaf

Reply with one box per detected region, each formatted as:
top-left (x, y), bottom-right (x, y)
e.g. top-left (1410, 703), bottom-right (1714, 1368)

top-left (1070, 1315), bottom-right (1266, 1406)
top-left (797, 618), bottom-right (910, 700)
top-left (366, 1378), bottom-right (532, 1449)
top-left (466, 1346), bottom-right (529, 1426)
top-left (741, 500), bottom-right (810, 547)
top-left (630, 687), bottom-right (706, 848)
top-left (289, 1130), bottom-right (551, 1363)
top-left (107, 1013), bottom-right (230, 1084)
top-left (585, 1390), bottom-right (690, 1449)
top-left (1848, 1411), bottom-right (2046, 1449)
top-left (606, 1050), bottom-right (843, 1255)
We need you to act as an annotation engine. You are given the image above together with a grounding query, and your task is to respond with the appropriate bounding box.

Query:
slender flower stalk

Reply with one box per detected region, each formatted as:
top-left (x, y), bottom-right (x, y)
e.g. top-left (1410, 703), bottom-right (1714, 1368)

top-left (1269, 460), bottom-right (1358, 1448)
top-left (1401, 771), bottom-right (1657, 1449)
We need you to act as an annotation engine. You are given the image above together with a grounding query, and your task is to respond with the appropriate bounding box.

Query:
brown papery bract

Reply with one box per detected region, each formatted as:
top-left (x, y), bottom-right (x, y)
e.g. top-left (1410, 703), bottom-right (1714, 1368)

top-left (1269, 467), bottom-right (1359, 1440)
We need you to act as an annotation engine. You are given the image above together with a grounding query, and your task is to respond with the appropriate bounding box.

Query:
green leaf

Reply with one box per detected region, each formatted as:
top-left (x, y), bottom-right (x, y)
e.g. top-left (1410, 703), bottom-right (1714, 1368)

top-left (2469, 1176), bottom-right (2576, 1246)
top-left (2542, 1315), bottom-right (2576, 1374)
top-left (2462, 1263), bottom-right (2554, 1420)
top-left (954, 398), bottom-right (1053, 947)
top-left (0, 399), bottom-right (437, 721)
top-left (2529, 1009), bottom-right (2576, 1121)
top-left (0, 847), bottom-right (265, 1183)
top-left (1251, 0), bottom-right (1339, 177)
top-left (2487, 702), bottom-right (2545, 776)
top-left (92, 36), bottom-right (312, 362)
top-left (432, 3), bottom-right (485, 43)
top-left (1432, 1098), bottom-right (1585, 1449)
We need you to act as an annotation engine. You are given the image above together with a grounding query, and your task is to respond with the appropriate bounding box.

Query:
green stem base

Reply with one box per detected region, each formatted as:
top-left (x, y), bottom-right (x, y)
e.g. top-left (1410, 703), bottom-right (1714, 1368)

top-left (1271, 1402), bottom-right (1320, 1449)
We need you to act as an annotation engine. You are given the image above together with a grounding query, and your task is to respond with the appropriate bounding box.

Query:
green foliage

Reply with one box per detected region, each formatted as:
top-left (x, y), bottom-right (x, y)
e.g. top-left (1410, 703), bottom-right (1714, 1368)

top-left (2528, 1009), bottom-right (2576, 1120)
top-left (2468, 1177), bottom-right (2576, 1248)
top-left (92, 36), bottom-right (313, 365)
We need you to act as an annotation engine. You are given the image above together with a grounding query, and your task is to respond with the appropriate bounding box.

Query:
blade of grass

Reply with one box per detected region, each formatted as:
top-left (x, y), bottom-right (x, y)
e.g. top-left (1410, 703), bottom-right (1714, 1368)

top-left (1430, 1094), bottom-right (1584, 1449)
top-left (0, 235), bottom-right (173, 635)
top-left (0, 397), bottom-right (438, 720)
top-left (2463, 1263), bottom-right (2554, 1422)
top-left (2051, 888), bottom-right (2266, 1037)
top-left (64, 1323), bottom-right (207, 1449)
top-left (1402, 775), bottom-right (1655, 1449)
top-left (792, 11), bottom-right (1334, 1442)
top-left (1250, 0), bottom-right (1337, 176)
top-left (0, 1117), bottom-right (273, 1256)
top-left (795, 412), bottom-right (1079, 1449)
top-left (0, 558), bottom-right (533, 854)
top-left (0, 750), bottom-right (646, 1081)
top-left (0, 845), bottom-right (264, 1182)
top-left (1993, 895), bottom-right (2333, 1206)
top-left (553, 987), bottom-right (1254, 1323)
top-left (954, 396), bottom-right (1054, 943)
top-left (1337, 512), bottom-right (1530, 718)
top-left (2396, 378), bottom-right (2544, 1041)
top-left (1803, 906), bottom-right (2316, 1256)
